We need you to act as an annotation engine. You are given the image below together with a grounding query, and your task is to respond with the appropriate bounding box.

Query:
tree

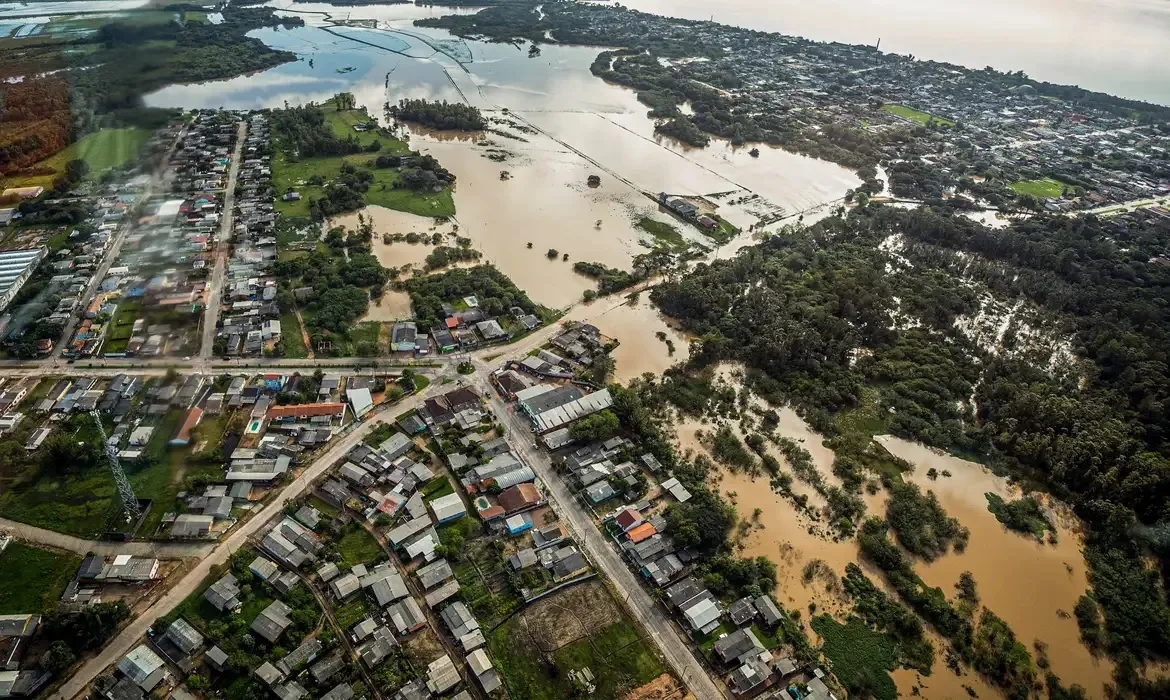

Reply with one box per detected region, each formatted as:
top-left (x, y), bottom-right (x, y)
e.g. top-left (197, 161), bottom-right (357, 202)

top-left (39, 641), bottom-right (75, 675)
top-left (568, 410), bottom-right (619, 441)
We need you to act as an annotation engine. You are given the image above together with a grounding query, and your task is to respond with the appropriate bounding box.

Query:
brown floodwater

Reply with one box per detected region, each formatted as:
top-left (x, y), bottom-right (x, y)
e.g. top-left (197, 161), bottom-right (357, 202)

top-left (563, 295), bottom-right (689, 383)
top-left (666, 365), bottom-right (1109, 698)
top-left (877, 436), bottom-right (1115, 696)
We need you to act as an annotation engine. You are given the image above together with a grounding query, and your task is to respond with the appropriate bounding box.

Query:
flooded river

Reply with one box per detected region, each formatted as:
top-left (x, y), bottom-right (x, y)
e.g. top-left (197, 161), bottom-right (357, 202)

top-left (669, 367), bottom-right (1111, 697)
top-left (144, 1), bottom-right (859, 305)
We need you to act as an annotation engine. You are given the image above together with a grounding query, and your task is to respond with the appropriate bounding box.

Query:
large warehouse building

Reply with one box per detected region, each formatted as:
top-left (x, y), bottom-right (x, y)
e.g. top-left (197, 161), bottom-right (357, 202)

top-left (0, 247), bottom-right (48, 312)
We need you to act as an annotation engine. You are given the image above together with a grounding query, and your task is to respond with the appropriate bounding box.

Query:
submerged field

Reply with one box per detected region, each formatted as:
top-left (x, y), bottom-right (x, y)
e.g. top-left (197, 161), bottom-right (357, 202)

top-left (881, 104), bottom-right (955, 127)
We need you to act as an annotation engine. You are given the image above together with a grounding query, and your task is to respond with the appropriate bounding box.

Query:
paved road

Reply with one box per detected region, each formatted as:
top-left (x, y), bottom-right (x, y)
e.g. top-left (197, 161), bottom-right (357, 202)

top-left (51, 126), bottom-right (186, 359)
top-left (470, 369), bottom-right (724, 700)
top-left (0, 517), bottom-right (212, 559)
top-left (200, 121), bottom-right (246, 359)
top-left (50, 384), bottom-right (445, 700)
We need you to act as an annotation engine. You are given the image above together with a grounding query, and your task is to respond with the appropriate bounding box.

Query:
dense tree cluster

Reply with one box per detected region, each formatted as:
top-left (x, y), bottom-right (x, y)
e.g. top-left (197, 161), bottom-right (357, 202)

top-left (270, 103), bottom-right (366, 158)
top-left (404, 265), bottom-right (539, 329)
top-left (387, 99), bottom-right (487, 131)
top-left (650, 203), bottom-right (1170, 680)
top-left (885, 482), bottom-right (970, 561)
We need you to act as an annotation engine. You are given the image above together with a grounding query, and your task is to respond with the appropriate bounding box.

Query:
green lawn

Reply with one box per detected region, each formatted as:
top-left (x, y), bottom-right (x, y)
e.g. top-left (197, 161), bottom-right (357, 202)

top-left (421, 475), bottom-right (454, 501)
top-left (335, 524), bottom-right (384, 567)
top-left (811, 615), bottom-right (899, 700)
top-left (1010, 178), bottom-right (1070, 198)
top-left (882, 104), bottom-right (955, 127)
top-left (273, 101), bottom-right (454, 218)
top-left (4, 128), bottom-right (152, 190)
top-left (104, 299), bottom-right (141, 354)
top-left (334, 597), bottom-right (371, 630)
top-left (0, 542), bottom-right (80, 614)
top-left (279, 311), bottom-right (309, 359)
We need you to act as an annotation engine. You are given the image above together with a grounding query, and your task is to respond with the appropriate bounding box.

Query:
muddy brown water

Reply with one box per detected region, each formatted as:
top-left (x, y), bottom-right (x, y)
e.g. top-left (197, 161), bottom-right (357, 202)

top-left (668, 367), bottom-right (1110, 698)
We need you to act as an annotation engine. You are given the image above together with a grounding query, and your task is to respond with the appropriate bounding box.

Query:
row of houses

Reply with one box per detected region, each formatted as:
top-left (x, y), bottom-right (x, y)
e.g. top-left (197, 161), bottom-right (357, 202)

top-left (216, 113), bottom-right (283, 357)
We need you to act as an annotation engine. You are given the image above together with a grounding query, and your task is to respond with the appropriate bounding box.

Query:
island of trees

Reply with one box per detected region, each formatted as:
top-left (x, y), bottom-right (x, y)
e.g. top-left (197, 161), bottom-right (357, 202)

top-left (387, 98), bottom-right (488, 131)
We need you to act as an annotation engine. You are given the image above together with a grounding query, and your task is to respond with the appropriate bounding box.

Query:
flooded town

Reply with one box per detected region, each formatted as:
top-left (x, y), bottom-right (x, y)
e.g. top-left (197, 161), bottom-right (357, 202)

top-left (0, 2), bottom-right (1168, 700)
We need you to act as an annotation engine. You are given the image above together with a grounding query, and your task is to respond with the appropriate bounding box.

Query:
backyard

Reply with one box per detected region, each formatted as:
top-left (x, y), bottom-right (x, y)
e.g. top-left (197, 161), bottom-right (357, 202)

top-left (0, 542), bottom-right (80, 614)
top-left (334, 522), bottom-right (384, 567)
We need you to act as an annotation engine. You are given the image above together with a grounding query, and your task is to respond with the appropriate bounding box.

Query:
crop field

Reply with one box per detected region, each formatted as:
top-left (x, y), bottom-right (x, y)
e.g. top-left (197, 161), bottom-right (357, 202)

top-left (488, 581), bottom-right (665, 700)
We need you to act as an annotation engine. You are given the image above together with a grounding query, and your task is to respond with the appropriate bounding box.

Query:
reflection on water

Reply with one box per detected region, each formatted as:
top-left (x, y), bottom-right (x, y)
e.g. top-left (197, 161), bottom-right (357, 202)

top-left (618, 0), bottom-right (1170, 106)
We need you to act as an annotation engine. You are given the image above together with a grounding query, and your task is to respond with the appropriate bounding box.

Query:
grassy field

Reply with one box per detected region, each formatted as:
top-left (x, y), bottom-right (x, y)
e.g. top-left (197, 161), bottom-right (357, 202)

top-left (1010, 178), bottom-right (1069, 198)
top-left (334, 597), bottom-right (371, 630)
top-left (3, 128), bottom-right (152, 190)
top-left (882, 104), bottom-right (955, 127)
top-left (279, 311), bottom-right (309, 358)
top-left (421, 475), bottom-right (454, 501)
top-left (104, 299), bottom-right (142, 354)
top-left (0, 409), bottom-right (222, 538)
top-left (272, 102), bottom-right (454, 218)
top-left (811, 615), bottom-right (898, 700)
top-left (0, 542), bottom-right (80, 614)
top-left (489, 583), bottom-right (664, 700)
top-left (335, 524), bottom-right (384, 567)
top-left (635, 216), bottom-right (687, 251)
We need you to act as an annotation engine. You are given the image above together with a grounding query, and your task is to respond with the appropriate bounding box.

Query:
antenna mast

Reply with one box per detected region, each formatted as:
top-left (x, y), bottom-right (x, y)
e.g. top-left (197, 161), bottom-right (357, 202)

top-left (91, 410), bottom-right (140, 523)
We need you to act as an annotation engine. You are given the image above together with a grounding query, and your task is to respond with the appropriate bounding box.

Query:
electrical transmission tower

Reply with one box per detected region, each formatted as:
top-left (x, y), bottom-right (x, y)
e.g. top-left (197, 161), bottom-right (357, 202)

top-left (90, 410), bottom-right (140, 524)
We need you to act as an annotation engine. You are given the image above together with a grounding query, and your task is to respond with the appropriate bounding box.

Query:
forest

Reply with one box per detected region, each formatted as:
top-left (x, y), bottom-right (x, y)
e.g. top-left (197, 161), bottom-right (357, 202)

top-left (387, 99), bottom-right (488, 131)
top-left (649, 203), bottom-right (1170, 696)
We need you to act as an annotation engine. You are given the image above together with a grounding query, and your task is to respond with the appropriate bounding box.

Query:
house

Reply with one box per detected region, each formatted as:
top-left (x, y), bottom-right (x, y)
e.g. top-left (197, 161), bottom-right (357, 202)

top-left (626, 522), bottom-right (657, 544)
top-left (416, 559), bottom-right (454, 590)
top-left (584, 481), bottom-right (616, 504)
top-left (203, 574), bottom-right (241, 611)
top-left (714, 628), bottom-right (764, 665)
top-left (614, 508), bottom-right (643, 532)
top-left (755, 595), bottom-right (784, 627)
top-left (498, 483), bottom-right (542, 513)
top-left (172, 513), bottom-right (214, 538)
top-left (379, 432), bottom-right (413, 460)
top-left (439, 601), bottom-right (479, 643)
top-left (728, 597), bottom-right (758, 627)
top-left (361, 565), bottom-right (409, 607)
top-left (505, 513), bottom-right (532, 535)
top-left (387, 597), bottom-right (427, 634)
top-left (467, 649), bottom-right (501, 693)
top-left (359, 626), bottom-right (397, 668)
top-left (320, 684), bottom-right (353, 700)
top-left (118, 646), bottom-right (166, 691)
top-left (249, 556), bottom-right (279, 581)
top-left (317, 562), bottom-right (340, 582)
top-left (267, 402), bottom-right (346, 424)
top-left (429, 493), bottom-right (466, 524)
top-left (680, 591), bottom-right (721, 634)
top-left (552, 550), bottom-right (589, 581)
top-left (310, 653), bottom-right (345, 684)
top-left (391, 322), bottom-right (418, 352)
top-left (642, 553), bottom-right (684, 586)
top-left (660, 477), bottom-right (692, 502)
top-left (509, 548), bottom-right (537, 570)
top-left (164, 618), bottom-right (204, 655)
top-left (348, 388), bottom-right (373, 419)
top-left (425, 655), bottom-right (460, 695)
top-left (251, 601), bottom-right (293, 643)
top-left (329, 573), bottom-right (360, 600)
top-left (205, 646), bottom-right (228, 672)
top-left (729, 657), bottom-right (772, 695)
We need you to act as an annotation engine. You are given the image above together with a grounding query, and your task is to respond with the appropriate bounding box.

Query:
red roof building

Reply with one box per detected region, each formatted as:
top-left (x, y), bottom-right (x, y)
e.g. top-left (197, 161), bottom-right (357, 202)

top-left (614, 508), bottom-right (643, 532)
top-left (498, 483), bottom-right (542, 513)
top-left (267, 402), bottom-right (346, 422)
top-left (626, 522), bottom-right (657, 544)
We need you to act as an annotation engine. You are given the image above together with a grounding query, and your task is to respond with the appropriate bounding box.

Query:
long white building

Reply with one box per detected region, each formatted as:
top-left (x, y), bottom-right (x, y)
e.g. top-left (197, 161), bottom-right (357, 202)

top-left (0, 247), bottom-right (47, 312)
